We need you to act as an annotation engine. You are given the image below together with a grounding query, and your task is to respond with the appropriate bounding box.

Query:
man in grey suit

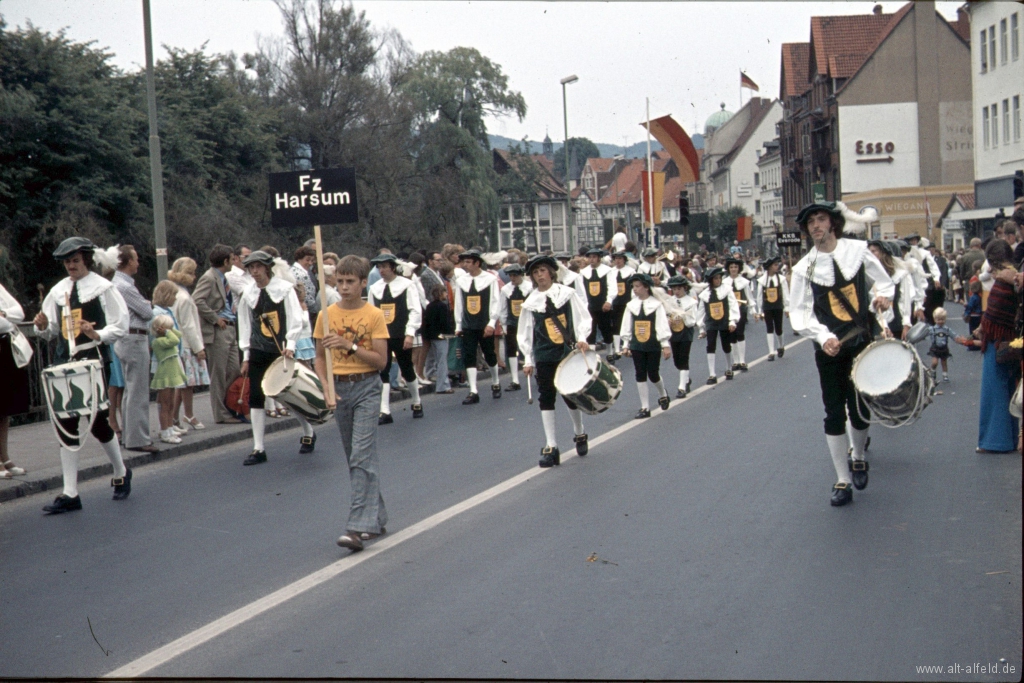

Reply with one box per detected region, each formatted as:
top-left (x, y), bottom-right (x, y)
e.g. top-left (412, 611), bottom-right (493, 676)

top-left (112, 245), bottom-right (158, 452)
top-left (193, 244), bottom-right (242, 424)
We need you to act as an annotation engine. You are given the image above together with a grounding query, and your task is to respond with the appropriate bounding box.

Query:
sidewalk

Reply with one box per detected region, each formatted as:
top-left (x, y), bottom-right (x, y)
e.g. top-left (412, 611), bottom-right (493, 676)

top-left (0, 382), bottom-right (432, 504)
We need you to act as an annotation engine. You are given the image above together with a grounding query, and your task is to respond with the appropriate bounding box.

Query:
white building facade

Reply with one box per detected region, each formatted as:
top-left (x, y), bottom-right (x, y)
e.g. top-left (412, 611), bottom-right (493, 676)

top-left (707, 100), bottom-right (784, 224)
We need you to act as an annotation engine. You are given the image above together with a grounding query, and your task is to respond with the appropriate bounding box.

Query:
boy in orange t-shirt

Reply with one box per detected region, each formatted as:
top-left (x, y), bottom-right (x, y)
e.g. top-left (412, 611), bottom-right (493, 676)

top-left (314, 255), bottom-right (389, 552)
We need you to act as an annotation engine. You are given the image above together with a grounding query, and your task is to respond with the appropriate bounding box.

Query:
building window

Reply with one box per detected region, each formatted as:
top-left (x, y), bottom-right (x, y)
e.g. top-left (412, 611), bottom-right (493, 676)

top-left (993, 103), bottom-right (1000, 147)
top-left (1013, 13), bottom-right (1020, 61)
top-left (755, 200), bottom-right (761, 214)
top-left (1011, 94), bottom-right (1019, 141)
top-left (1004, 99), bottom-right (1011, 144)
top-left (754, 172), bottom-right (760, 187)
top-left (981, 29), bottom-right (988, 71)
top-left (990, 26), bottom-right (997, 71)
top-left (983, 107), bottom-right (990, 149)
top-left (1002, 19), bottom-right (1009, 64)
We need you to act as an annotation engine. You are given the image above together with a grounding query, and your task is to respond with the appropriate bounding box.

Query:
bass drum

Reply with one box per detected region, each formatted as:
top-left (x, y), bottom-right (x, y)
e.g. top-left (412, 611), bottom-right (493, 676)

top-left (262, 356), bottom-right (333, 425)
top-left (553, 349), bottom-right (622, 415)
top-left (851, 339), bottom-right (934, 427)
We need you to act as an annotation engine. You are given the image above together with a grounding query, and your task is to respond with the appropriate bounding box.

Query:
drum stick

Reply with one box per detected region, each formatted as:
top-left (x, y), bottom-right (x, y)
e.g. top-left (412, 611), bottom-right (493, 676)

top-left (527, 375), bottom-right (533, 404)
top-left (64, 292), bottom-right (76, 358)
top-left (313, 225), bottom-right (335, 404)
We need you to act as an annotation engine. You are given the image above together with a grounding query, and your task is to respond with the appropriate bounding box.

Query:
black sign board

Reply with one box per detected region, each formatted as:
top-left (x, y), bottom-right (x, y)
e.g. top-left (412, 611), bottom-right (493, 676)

top-left (776, 231), bottom-right (803, 247)
top-left (269, 168), bottom-right (358, 228)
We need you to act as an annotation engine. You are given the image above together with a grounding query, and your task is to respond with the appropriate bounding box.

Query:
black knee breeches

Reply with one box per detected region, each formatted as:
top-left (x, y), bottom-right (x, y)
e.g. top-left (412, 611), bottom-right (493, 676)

top-left (631, 350), bottom-right (662, 383)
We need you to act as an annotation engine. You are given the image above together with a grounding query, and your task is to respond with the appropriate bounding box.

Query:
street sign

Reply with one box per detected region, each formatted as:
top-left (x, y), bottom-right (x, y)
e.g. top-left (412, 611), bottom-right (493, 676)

top-left (812, 182), bottom-right (826, 203)
top-left (269, 168), bottom-right (359, 228)
top-left (776, 231), bottom-right (802, 247)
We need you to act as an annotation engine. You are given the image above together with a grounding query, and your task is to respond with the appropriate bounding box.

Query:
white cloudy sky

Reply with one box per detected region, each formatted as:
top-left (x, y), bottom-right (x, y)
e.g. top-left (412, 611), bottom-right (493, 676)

top-left (1, 0), bottom-right (961, 147)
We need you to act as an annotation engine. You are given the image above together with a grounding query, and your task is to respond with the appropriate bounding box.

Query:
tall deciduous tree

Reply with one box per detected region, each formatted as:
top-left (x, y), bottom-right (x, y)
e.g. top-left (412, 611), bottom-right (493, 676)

top-left (551, 137), bottom-right (600, 185)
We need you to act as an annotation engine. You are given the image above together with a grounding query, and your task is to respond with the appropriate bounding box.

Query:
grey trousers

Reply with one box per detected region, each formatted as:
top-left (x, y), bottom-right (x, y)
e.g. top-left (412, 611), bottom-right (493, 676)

top-left (425, 339), bottom-right (450, 392)
top-left (207, 323), bottom-right (240, 423)
top-left (333, 375), bottom-right (387, 534)
top-left (114, 334), bottom-right (153, 448)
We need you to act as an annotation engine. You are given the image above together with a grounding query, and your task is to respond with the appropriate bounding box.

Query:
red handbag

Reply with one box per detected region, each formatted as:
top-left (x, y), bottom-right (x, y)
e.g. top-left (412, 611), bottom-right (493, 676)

top-left (225, 375), bottom-right (250, 417)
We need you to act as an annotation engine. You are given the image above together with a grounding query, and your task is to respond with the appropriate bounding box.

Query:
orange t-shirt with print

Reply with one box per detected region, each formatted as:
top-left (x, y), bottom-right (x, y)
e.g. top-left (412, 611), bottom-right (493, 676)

top-left (313, 302), bottom-right (390, 376)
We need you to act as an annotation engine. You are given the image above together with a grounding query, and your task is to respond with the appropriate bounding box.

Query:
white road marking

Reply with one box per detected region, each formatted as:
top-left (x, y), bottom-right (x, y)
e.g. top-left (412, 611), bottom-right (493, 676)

top-left (105, 338), bottom-right (809, 677)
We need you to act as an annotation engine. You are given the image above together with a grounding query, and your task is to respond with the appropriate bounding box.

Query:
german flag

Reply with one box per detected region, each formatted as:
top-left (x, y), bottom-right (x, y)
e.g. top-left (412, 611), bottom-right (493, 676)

top-left (740, 71), bottom-right (759, 92)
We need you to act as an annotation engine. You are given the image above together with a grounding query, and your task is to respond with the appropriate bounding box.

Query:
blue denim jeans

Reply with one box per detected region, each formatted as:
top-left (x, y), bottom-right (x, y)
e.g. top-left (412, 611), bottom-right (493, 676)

top-left (425, 339), bottom-right (450, 392)
top-left (333, 376), bottom-right (388, 534)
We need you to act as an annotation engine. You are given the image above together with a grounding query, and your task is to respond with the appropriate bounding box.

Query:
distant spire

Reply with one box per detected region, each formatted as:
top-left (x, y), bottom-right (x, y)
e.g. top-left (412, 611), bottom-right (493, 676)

top-left (543, 130), bottom-right (553, 159)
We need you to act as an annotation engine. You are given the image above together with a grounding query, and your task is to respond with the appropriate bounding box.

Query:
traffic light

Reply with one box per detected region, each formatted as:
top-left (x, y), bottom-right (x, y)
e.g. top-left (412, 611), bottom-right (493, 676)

top-left (679, 191), bottom-right (690, 221)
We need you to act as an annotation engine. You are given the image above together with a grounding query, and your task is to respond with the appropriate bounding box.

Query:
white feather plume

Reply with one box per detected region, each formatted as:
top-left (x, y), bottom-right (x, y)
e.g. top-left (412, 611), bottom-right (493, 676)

top-left (836, 201), bottom-right (877, 236)
top-left (272, 257), bottom-right (296, 284)
top-left (93, 245), bottom-right (120, 272)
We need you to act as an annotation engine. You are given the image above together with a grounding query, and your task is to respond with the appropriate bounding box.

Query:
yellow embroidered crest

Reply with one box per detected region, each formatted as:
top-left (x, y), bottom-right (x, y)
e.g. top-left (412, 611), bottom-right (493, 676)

top-left (259, 310), bottom-right (280, 337)
top-left (670, 317), bottom-right (685, 333)
top-left (380, 303), bottom-right (396, 325)
top-left (827, 283), bottom-right (859, 322)
top-left (510, 300), bottom-right (523, 318)
top-left (709, 301), bottom-right (724, 321)
top-left (617, 282), bottom-right (626, 297)
top-left (765, 287), bottom-right (778, 303)
top-left (544, 314), bottom-right (568, 344)
top-left (634, 320), bottom-right (652, 343)
top-left (61, 308), bottom-right (83, 339)
top-left (588, 281), bottom-right (601, 297)
top-left (466, 295), bottom-right (481, 315)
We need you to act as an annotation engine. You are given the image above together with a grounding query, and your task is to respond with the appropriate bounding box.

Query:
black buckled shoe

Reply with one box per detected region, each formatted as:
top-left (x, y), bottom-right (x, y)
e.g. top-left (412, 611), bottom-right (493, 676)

top-left (849, 458), bottom-right (869, 490)
top-left (243, 450), bottom-right (267, 466)
top-left (491, 384), bottom-right (502, 399)
top-left (43, 494), bottom-right (82, 514)
top-left (830, 482), bottom-right (853, 507)
top-left (725, 371), bottom-right (734, 380)
top-left (777, 346), bottom-right (785, 358)
top-left (732, 363), bottom-right (741, 371)
top-left (635, 408), bottom-right (651, 419)
top-left (676, 389), bottom-right (687, 399)
top-left (574, 433), bottom-right (588, 456)
top-left (658, 395), bottom-right (671, 411)
top-left (539, 446), bottom-right (560, 467)
top-left (606, 353), bottom-right (619, 364)
top-left (506, 382), bottom-right (521, 391)
top-left (767, 354), bottom-right (775, 362)
top-left (378, 412), bottom-right (393, 425)
top-left (706, 376), bottom-right (717, 385)
top-left (739, 363), bottom-right (749, 372)
top-left (412, 404), bottom-right (424, 418)
top-left (462, 392), bottom-right (480, 405)
top-left (299, 434), bottom-right (316, 454)
top-left (687, 378), bottom-right (692, 391)
top-left (111, 468), bottom-right (132, 500)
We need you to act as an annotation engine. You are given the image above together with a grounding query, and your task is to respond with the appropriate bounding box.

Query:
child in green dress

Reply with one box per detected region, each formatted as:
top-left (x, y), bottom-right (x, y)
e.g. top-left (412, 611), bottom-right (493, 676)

top-left (151, 314), bottom-right (187, 444)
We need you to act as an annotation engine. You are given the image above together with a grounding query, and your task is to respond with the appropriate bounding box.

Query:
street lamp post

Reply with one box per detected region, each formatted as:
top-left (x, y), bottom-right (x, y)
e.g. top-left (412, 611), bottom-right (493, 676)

top-left (142, 0), bottom-right (168, 280)
top-left (560, 74), bottom-right (578, 252)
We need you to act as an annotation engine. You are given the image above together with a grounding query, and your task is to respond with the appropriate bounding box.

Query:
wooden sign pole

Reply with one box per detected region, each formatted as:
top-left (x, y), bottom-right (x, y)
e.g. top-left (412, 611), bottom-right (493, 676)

top-left (313, 224), bottom-right (335, 404)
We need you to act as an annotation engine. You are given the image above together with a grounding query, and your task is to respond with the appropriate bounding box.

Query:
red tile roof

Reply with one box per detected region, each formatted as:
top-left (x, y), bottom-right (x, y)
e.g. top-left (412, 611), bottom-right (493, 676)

top-left (956, 192), bottom-right (975, 210)
top-left (661, 176), bottom-right (686, 209)
top-left (809, 11), bottom-right (895, 80)
top-left (594, 158), bottom-right (671, 207)
top-left (780, 42), bottom-right (810, 99)
top-left (493, 148), bottom-right (566, 199)
top-left (585, 158), bottom-right (616, 174)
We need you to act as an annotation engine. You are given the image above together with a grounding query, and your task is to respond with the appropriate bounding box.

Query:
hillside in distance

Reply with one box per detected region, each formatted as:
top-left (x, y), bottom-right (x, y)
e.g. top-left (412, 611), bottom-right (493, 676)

top-left (487, 134), bottom-right (665, 159)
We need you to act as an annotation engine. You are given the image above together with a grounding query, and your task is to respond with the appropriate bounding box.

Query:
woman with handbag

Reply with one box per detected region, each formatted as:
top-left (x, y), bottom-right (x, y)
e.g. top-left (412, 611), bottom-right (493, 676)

top-left (0, 280), bottom-right (31, 478)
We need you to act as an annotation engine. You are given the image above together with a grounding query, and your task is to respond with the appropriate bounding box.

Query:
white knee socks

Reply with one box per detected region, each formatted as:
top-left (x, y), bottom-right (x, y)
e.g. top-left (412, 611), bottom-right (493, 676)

top-left (541, 410), bottom-right (557, 448)
top-left (409, 378), bottom-right (420, 405)
top-left (637, 382), bottom-right (650, 410)
top-left (775, 334), bottom-right (784, 351)
top-left (466, 367), bottom-right (478, 394)
top-left (679, 369), bottom-right (689, 392)
top-left (568, 408), bottom-right (584, 435)
top-left (707, 353), bottom-right (716, 377)
top-left (251, 409), bottom-right (266, 451)
top-left (826, 433), bottom-right (852, 484)
top-left (489, 365), bottom-right (500, 387)
top-left (59, 447), bottom-right (79, 498)
top-left (654, 378), bottom-right (667, 399)
top-left (766, 333), bottom-right (776, 354)
top-left (737, 340), bottom-right (747, 364)
top-left (850, 427), bottom-right (869, 461)
top-left (380, 383), bottom-right (391, 414)
top-left (296, 413), bottom-right (314, 438)
top-left (100, 438), bottom-right (127, 478)
top-left (509, 357), bottom-right (519, 384)
top-left (613, 335), bottom-right (621, 354)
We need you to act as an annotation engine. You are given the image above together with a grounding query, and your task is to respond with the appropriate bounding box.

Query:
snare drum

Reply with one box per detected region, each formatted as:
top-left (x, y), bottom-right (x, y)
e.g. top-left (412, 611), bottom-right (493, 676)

top-left (261, 356), bottom-right (333, 424)
top-left (42, 359), bottom-right (109, 451)
top-left (553, 349), bottom-right (622, 415)
top-left (851, 339), bottom-right (934, 427)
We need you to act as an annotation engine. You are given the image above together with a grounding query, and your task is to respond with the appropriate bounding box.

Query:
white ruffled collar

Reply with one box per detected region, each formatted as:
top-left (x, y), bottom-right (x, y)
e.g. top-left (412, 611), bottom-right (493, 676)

top-left (50, 272), bottom-right (114, 304)
top-left (242, 276), bottom-right (294, 306)
top-left (626, 296), bottom-right (663, 315)
top-left (699, 283), bottom-right (733, 301)
top-left (370, 276), bottom-right (412, 298)
top-left (795, 239), bottom-right (869, 287)
top-left (456, 271), bottom-right (496, 292)
top-left (522, 283), bottom-right (574, 313)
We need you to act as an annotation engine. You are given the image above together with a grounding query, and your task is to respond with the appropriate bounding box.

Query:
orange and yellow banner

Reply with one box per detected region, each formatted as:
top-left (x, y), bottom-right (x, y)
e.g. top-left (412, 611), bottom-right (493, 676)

top-left (641, 171), bottom-right (666, 226)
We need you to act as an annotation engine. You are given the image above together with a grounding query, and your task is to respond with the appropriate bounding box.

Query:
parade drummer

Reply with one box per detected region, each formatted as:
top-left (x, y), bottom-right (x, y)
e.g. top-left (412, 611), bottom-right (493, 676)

top-left (517, 255), bottom-right (592, 467)
top-left (789, 201), bottom-right (893, 507)
top-left (696, 265), bottom-right (739, 384)
top-left (499, 263), bottom-right (532, 391)
top-left (868, 240), bottom-right (914, 340)
top-left (33, 237), bottom-right (132, 514)
top-left (619, 273), bottom-right (672, 419)
top-left (666, 274), bottom-right (699, 398)
top-left (637, 247), bottom-right (668, 287)
top-left (237, 250), bottom-right (316, 466)
top-left (608, 251), bottom-right (636, 363)
top-left (755, 256), bottom-right (790, 361)
top-left (454, 249), bottom-right (503, 404)
top-left (724, 257), bottom-right (754, 372)
top-left (367, 253), bottom-right (423, 423)
top-left (579, 248), bottom-right (616, 349)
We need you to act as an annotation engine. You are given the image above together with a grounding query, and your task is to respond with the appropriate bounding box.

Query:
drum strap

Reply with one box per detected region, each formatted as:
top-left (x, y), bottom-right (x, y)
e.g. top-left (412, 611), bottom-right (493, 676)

top-left (830, 283), bottom-right (872, 345)
top-left (545, 299), bottom-right (574, 352)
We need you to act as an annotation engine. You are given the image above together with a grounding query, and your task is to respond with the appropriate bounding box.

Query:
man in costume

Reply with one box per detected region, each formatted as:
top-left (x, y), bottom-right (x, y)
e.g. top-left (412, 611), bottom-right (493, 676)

top-left (789, 202), bottom-right (893, 507)
top-left (499, 263), bottom-right (532, 390)
top-left (696, 266), bottom-right (739, 384)
top-left (367, 253), bottom-right (423, 423)
top-left (579, 248), bottom-right (616, 349)
top-left (518, 256), bottom-right (592, 467)
top-left (724, 257), bottom-right (754, 372)
top-left (904, 232), bottom-right (943, 324)
top-left (620, 273), bottom-right (672, 418)
top-left (607, 251), bottom-right (636, 363)
top-left (755, 256), bottom-right (790, 361)
top-left (237, 251), bottom-right (316, 466)
top-left (554, 252), bottom-right (587, 300)
top-left (33, 238), bottom-right (132, 513)
top-left (666, 274), bottom-right (699, 397)
top-left (454, 250), bottom-right (503, 403)
top-left (637, 247), bottom-right (669, 286)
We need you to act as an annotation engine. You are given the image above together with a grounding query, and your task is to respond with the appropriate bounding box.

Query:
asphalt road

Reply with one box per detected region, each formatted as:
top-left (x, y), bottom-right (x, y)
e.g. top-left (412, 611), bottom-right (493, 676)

top-left (1, 311), bottom-right (1020, 680)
